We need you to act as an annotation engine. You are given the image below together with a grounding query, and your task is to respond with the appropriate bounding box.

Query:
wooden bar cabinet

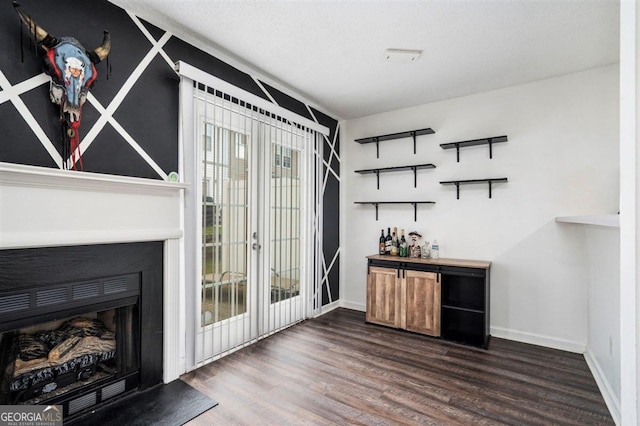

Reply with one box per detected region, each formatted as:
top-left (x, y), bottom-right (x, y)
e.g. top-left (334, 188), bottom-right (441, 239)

top-left (366, 255), bottom-right (491, 349)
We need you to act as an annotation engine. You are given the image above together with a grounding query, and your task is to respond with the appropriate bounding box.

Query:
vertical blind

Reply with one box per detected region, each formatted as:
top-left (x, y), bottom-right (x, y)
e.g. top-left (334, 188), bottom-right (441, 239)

top-left (177, 62), bottom-right (328, 369)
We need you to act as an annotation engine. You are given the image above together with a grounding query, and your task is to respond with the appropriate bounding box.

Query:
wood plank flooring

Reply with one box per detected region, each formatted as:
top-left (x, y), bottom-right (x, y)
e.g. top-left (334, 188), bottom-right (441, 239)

top-left (182, 308), bottom-right (614, 425)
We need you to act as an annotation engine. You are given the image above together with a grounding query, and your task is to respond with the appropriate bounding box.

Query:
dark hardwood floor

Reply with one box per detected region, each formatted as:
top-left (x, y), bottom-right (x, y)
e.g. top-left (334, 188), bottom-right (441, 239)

top-left (182, 308), bottom-right (614, 425)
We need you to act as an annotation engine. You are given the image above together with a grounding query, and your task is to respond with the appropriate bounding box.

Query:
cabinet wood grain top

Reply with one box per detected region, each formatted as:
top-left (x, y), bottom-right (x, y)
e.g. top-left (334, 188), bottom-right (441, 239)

top-left (366, 254), bottom-right (491, 269)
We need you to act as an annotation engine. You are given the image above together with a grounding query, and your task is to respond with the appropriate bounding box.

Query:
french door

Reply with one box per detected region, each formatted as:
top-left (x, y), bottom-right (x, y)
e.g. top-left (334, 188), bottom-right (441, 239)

top-left (261, 124), bottom-right (306, 334)
top-left (198, 116), bottom-right (256, 361)
top-left (179, 63), bottom-right (326, 368)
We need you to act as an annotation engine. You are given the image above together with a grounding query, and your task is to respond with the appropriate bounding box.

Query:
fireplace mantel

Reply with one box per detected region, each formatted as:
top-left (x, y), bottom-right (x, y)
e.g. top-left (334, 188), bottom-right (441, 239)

top-left (1, 161), bottom-right (187, 385)
top-left (0, 162), bottom-right (187, 249)
top-left (0, 162), bottom-right (188, 193)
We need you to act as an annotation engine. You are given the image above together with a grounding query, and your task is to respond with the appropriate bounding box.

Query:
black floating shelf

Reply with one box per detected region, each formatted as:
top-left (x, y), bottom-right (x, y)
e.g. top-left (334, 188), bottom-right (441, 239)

top-left (440, 178), bottom-right (508, 199)
top-left (354, 128), bottom-right (435, 158)
top-left (354, 201), bottom-right (436, 221)
top-left (440, 135), bottom-right (508, 162)
top-left (354, 163), bottom-right (436, 189)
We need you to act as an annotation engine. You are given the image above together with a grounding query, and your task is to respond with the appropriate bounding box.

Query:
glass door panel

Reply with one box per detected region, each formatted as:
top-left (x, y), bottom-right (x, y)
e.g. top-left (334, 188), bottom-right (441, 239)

top-left (262, 124), bottom-right (306, 333)
top-left (270, 145), bottom-right (301, 304)
top-left (202, 125), bottom-right (249, 326)
top-left (196, 100), bottom-right (258, 362)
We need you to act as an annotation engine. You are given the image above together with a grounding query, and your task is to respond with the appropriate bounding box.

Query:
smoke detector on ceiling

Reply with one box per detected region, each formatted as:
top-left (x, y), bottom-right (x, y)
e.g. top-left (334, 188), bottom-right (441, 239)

top-left (383, 49), bottom-right (422, 63)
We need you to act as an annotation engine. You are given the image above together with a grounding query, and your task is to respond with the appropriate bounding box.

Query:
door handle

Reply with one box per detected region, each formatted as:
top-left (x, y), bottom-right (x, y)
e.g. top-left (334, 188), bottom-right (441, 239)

top-left (252, 232), bottom-right (261, 250)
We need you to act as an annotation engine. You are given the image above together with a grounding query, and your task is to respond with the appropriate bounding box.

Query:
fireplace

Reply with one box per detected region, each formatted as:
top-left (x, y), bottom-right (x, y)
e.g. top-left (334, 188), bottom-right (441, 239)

top-left (0, 242), bottom-right (164, 422)
top-left (1, 308), bottom-right (137, 410)
top-left (0, 163), bottom-right (185, 422)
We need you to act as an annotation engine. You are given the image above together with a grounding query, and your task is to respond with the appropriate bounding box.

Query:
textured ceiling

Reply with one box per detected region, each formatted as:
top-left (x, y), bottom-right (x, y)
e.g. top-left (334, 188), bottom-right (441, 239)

top-left (109, 0), bottom-right (620, 120)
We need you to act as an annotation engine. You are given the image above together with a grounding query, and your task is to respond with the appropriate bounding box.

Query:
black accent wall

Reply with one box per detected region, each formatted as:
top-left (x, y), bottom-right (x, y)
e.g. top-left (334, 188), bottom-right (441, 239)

top-left (0, 0), bottom-right (340, 305)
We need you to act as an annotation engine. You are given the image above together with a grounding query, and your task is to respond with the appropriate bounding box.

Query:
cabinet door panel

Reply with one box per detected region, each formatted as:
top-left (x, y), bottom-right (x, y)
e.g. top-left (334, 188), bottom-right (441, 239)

top-left (366, 266), bottom-right (400, 327)
top-left (404, 270), bottom-right (440, 336)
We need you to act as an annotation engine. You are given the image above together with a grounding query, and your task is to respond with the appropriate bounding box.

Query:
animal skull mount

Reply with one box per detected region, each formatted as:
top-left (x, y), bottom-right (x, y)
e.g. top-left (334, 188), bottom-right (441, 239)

top-left (14, 2), bottom-right (111, 170)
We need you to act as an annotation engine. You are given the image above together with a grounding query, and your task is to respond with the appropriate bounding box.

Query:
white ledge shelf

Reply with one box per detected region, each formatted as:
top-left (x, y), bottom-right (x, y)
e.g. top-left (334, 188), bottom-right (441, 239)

top-left (0, 162), bottom-right (188, 194)
top-left (555, 215), bottom-right (619, 228)
top-left (1, 162), bottom-right (186, 249)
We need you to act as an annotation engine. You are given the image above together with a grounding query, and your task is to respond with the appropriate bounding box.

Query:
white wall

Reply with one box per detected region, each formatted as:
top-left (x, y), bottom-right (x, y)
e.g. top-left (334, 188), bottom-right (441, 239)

top-left (584, 224), bottom-right (620, 421)
top-left (341, 64), bottom-right (619, 353)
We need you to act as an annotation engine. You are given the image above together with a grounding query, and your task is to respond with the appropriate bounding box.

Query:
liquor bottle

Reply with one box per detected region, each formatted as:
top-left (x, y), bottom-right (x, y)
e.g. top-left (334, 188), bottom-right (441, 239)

top-left (379, 229), bottom-right (386, 255)
top-left (391, 227), bottom-right (398, 256)
top-left (399, 229), bottom-right (407, 257)
top-left (385, 228), bottom-right (392, 254)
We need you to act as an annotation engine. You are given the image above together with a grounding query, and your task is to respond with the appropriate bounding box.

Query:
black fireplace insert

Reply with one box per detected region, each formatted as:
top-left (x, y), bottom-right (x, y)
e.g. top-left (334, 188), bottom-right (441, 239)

top-left (0, 242), bottom-right (163, 422)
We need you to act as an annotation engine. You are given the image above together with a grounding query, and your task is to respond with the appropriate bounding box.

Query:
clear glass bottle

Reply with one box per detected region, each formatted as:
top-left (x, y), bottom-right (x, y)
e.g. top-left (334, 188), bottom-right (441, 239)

top-left (421, 241), bottom-right (430, 259)
top-left (431, 239), bottom-right (439, 259)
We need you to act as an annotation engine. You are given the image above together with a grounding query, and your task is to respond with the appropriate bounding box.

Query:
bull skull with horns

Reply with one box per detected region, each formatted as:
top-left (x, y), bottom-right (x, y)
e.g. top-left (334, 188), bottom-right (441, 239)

top-left (13, 1), bottom-right (111, 170)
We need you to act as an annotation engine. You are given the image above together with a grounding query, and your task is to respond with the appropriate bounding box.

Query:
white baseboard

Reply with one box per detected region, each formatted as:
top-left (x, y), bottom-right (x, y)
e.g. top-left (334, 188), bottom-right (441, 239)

top-left (490, 326), bottom-right (586, 354)
top-left (584, 350), bottom-right (621, 426)
top-left (340, 300), bottom-right (365, 312)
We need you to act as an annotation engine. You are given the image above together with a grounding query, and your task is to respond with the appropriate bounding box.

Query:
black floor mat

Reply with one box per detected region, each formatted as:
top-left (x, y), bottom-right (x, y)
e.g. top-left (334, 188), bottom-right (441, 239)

top-left (69, 379), bottom-right (218, 425)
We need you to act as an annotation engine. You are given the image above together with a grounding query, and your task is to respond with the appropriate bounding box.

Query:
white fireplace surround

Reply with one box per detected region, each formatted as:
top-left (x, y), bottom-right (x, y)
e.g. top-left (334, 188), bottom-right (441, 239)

top-left (0, 161), bottom-right (187, 383)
